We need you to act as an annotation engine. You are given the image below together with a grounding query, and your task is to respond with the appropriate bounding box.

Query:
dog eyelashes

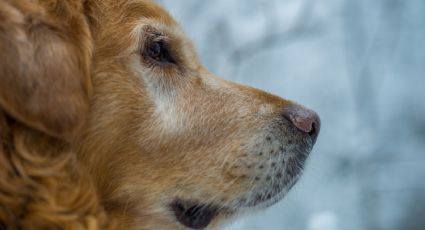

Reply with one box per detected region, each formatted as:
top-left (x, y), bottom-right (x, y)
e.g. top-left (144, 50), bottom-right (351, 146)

top-left (143, 40), bottom-right (176, 65)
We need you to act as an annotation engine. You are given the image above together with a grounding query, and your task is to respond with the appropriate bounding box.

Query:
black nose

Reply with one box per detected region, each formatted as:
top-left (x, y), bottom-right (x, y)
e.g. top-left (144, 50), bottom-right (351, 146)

top-left (282, 105), bottom-right (321, 141)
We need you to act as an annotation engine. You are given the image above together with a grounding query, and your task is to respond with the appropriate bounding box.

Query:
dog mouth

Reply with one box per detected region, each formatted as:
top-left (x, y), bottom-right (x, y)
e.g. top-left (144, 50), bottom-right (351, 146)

top-left (171, 200), bottom-right (221, 229)
top-left (170, 161), bottom-right (306, 229)
top-left (170, 190), bottom-right (290, 229)
top-left (169, 152), bottom-right (311, 229)
top-left (170, 182), bottom-right (295, 229)
top-left (170, 132), bottom-right (315, 228)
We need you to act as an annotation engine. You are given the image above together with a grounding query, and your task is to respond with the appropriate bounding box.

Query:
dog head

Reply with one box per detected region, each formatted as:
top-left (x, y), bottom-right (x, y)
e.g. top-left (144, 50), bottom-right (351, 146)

top-left (0, 0), bottom-right (320, 229)
top-left (77, 0), bottom-right (320, 229)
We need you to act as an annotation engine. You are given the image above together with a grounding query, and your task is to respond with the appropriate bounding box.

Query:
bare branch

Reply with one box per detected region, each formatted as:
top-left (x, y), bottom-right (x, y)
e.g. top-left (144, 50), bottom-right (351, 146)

top-left (220, 0), bottom-right (320, 78)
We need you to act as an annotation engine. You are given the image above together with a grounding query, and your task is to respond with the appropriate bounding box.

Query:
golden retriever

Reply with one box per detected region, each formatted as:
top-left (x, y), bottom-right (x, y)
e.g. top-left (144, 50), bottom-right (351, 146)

top-left (0, 0), bottom-right (320, 229)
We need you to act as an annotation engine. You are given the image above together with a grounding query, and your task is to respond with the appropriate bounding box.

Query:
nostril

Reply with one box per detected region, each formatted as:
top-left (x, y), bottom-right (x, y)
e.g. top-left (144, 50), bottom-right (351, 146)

top-left (308, 121), bottom-right (318, 137)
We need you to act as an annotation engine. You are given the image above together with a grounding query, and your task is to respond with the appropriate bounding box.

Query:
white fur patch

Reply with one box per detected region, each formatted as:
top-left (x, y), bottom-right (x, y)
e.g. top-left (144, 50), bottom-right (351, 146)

top-left (129, 57), bottom-right (186, 134)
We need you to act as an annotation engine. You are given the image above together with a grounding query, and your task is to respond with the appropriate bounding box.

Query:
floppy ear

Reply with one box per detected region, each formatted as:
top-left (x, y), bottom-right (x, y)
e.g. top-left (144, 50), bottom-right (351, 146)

top-left (0, 0), bottom-right (92, 140)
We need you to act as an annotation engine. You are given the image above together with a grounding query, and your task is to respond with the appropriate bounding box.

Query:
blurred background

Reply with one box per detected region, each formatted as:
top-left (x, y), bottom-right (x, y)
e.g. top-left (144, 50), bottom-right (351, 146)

top-left (157, 0), bottom-right (425, 230)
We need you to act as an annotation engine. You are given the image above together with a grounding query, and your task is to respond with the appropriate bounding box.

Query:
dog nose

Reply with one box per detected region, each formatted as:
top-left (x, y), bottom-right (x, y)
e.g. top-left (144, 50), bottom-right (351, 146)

top-left (283, 105), bottom-right (321, 139)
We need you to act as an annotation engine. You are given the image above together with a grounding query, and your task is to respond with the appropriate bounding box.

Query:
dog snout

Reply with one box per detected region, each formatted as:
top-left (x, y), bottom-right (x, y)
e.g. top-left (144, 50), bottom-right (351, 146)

top-left (282, 105), bottom-right (321, 141)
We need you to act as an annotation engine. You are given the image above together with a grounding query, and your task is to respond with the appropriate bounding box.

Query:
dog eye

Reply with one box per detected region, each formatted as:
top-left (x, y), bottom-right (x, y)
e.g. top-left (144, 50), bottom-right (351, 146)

top-left (144, 41), bottom-right (175, 64)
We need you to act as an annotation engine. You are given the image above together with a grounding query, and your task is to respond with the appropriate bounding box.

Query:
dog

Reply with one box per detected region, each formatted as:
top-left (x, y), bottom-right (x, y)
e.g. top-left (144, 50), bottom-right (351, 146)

top-left (0, 0), bottom-right (320, 229)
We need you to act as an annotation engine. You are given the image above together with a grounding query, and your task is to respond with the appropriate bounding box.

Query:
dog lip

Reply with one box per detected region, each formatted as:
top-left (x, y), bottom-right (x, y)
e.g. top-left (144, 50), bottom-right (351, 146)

top-left (171, 199), bottom-right (219, 229)
top-left (243, 174), bottom-right (302, 209)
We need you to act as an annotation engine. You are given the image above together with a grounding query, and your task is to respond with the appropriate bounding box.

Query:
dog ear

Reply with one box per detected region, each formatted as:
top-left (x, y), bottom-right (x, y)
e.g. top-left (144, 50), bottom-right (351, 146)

top-left (0, 1), bottom-right (92, 141)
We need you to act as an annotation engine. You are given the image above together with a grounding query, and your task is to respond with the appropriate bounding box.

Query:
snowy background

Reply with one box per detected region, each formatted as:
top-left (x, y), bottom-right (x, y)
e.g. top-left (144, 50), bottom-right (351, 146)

top-left (157, 0), bottom-right (425, 230)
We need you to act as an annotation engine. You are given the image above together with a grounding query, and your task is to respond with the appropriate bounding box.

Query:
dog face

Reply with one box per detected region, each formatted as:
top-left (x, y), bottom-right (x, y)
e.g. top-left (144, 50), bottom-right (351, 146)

top-left (0, 0), bottom-right (320, 229)
top-left (74, 1), bottom-right (320, 229)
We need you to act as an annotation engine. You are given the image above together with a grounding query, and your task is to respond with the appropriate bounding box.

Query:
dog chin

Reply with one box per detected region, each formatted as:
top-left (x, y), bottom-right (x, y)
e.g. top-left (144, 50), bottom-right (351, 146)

top-left (170, 170), bottom-right (304, 229)
top-left (244, 172), bottom-right (303, 211)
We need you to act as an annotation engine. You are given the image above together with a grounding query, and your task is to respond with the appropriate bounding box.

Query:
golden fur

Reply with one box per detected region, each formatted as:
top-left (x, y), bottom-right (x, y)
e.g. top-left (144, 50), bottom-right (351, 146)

top-left (0, 0), bottom-right (320, 229)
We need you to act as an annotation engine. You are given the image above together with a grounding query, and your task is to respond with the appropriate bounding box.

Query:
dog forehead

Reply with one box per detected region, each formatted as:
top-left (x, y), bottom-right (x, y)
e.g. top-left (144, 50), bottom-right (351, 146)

top-left (92, 0), bottom-right (176, 26)
top-left (86, 0), bottom-right (184, 57)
